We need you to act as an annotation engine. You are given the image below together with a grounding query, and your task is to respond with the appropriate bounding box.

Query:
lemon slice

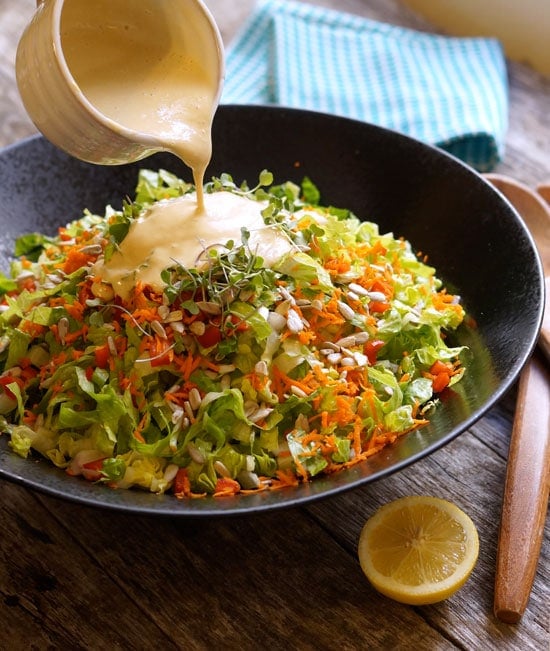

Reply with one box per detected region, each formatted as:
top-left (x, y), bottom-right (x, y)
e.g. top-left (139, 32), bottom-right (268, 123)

top-left (358, 495), bottom-right (479, 605)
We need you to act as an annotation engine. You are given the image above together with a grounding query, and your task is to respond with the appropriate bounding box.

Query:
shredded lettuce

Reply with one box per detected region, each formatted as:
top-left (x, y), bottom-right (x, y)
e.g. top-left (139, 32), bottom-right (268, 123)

top-left (0, 170), bottom-right (466, 497)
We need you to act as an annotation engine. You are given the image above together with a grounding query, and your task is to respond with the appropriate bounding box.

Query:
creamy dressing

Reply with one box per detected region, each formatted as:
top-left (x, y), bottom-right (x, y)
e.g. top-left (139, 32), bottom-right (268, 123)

top-left (95, 191), bottom-right (295, 300)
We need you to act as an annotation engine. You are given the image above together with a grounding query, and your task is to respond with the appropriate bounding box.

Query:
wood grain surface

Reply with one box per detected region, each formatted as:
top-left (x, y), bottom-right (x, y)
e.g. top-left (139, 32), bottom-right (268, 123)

top-left (0, 1), bottom-right (548, 649)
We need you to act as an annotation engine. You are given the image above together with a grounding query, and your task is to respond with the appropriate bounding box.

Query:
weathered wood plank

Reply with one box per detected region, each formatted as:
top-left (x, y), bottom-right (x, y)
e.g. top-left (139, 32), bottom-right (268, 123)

top-left (0, 484), bottom-right (178, 650)
top-left (0, 1), bottom-right (548, 650)
top-left (1, 479), bottom-right (458, 650)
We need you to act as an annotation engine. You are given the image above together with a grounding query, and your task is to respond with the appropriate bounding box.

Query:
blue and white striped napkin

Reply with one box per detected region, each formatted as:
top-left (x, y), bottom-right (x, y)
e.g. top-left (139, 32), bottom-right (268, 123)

top-left (222, 0), bottom-right (508, 171)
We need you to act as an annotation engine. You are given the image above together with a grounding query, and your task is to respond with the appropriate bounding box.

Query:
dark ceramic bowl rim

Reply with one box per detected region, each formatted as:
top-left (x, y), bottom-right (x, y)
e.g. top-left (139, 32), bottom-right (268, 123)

top-left (0, 105), bottom-right (544, 516)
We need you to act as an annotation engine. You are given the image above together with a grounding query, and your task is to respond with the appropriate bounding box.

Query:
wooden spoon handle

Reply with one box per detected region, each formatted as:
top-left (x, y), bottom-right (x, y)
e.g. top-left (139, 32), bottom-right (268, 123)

top-left (494, 352), bottom-right (550, 623)
top-left (539, 277), bottom-right (550, 363)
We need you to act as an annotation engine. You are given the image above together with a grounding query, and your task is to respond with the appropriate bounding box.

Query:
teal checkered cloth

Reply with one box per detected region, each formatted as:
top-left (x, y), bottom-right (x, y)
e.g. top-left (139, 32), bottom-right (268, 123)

top-left (222, 0), bottom-right (508, 171)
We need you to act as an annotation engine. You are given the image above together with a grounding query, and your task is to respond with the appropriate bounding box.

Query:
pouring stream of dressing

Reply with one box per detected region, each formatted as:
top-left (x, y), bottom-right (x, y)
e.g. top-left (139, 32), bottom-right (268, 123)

top-left (60, 0), bottom-right (219, 210)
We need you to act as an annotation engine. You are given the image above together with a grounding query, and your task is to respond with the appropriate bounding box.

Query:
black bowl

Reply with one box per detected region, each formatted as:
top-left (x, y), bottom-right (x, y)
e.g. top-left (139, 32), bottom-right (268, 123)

top-left (0, 105), bottom-right (544, 516)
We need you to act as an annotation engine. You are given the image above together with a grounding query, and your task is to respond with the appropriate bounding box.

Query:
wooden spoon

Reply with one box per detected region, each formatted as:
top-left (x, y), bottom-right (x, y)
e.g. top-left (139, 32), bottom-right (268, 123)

top-left (484, 173), bottom-right (550, 624)
top-left (537, 181), bottom-right (550, 207)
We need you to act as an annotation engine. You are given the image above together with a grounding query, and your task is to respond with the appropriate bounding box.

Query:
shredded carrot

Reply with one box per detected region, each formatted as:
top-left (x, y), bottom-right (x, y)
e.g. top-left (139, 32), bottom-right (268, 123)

top-left (213, 477), bottom-right (241, 497)
top-left (0, 171), bottom-right (466, 501)
top-left (61, 248), bottom-right (94, 274)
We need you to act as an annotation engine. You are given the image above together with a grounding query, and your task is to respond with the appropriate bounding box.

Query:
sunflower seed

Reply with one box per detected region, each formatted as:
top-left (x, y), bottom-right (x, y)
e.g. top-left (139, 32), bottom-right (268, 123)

top-left (151, 320), bottom-right (167, 339)
top-left (335, 271), bottom-right (358, 283)
top-left (219, 286), bottom-right (237, 304)
top-left (286, 308), bottom-right (304, 333)
top-left (196, 301), bottom-right (222, 315)
top-left (189, 321), bottom-right (206, 336)
top-left (290, 385), bottom-right (308, 398)
top-left (237, 470), bottom-right (260, 490)
top-left (249, 405), bottom-right (274, 423)
top-left (218, 364), bottom-right (236, 374)
top-left (367, 291), bottom-right (387, 302)
top-left (279, 286), bottom-right (296, 304)
top-left (337, 301), bottom-right (355, 321)
top-left (354, 331), bottom-right (370, 344)
top-left (188, 387), bottom-right (202, 411)
top-left (320, 348), bottom-right (336, 356)
top-left (170, 321), bottom-right (185, 334)
top-left (187, 442), bottom-right (204, 464)
top-left (79, 244), bottom-right (103, 256)
top-left (348, 282), bottom-right (369, 296)
top-left (165, 310), bottom-right (184, 323)
top-left (157, 305), bottom-right (170, 320)
top-left (16, 270), bottom-right (35, 282)
top-left (214, 460), bottom-right (231, 477)
top-left (57, 317), bottom-right (69, 344)
top-left (107, 336), bottom-right (117, 356)
top-left (275, 299), bottom-right (291, 316)
top-left (183, 400), bottom-right (195, 421)
top-left (353, 352), bottom-right (369, 367)
top-left (341, 356), bottom-right (356, 367)
top-left (163, 464), bottom-right (179, 483)
top-left (258, 306), bottom-right (269, 321)
top-left (335, 335), bottom-right (357, 348)
top-left (294, 412), bottom-right (310, 432)
top-left (268, 311), bottom-right (287, 331)
top-left (254, 360), bottom-right (268, 376)
top-left (46, 273), bottom-right (64, 285)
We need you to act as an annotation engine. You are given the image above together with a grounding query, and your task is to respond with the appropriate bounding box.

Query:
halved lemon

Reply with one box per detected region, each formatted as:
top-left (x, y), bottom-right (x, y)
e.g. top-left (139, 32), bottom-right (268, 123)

top-left (358, 495), bottom-right (479, 605)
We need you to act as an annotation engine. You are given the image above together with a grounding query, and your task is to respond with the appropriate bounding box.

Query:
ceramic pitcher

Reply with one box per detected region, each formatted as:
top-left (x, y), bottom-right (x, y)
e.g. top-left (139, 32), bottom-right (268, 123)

top-left (16, 0), bottom-right (224, 165)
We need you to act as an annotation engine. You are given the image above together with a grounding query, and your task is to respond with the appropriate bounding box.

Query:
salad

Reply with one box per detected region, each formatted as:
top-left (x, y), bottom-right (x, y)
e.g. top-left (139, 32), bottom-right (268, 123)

top-left (0, 170), bottom-right (466, 498)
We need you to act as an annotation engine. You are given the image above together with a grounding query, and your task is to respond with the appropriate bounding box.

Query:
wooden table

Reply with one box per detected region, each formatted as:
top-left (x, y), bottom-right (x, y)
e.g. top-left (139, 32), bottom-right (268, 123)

top-left (1, 1), bottom-right (548, 648)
